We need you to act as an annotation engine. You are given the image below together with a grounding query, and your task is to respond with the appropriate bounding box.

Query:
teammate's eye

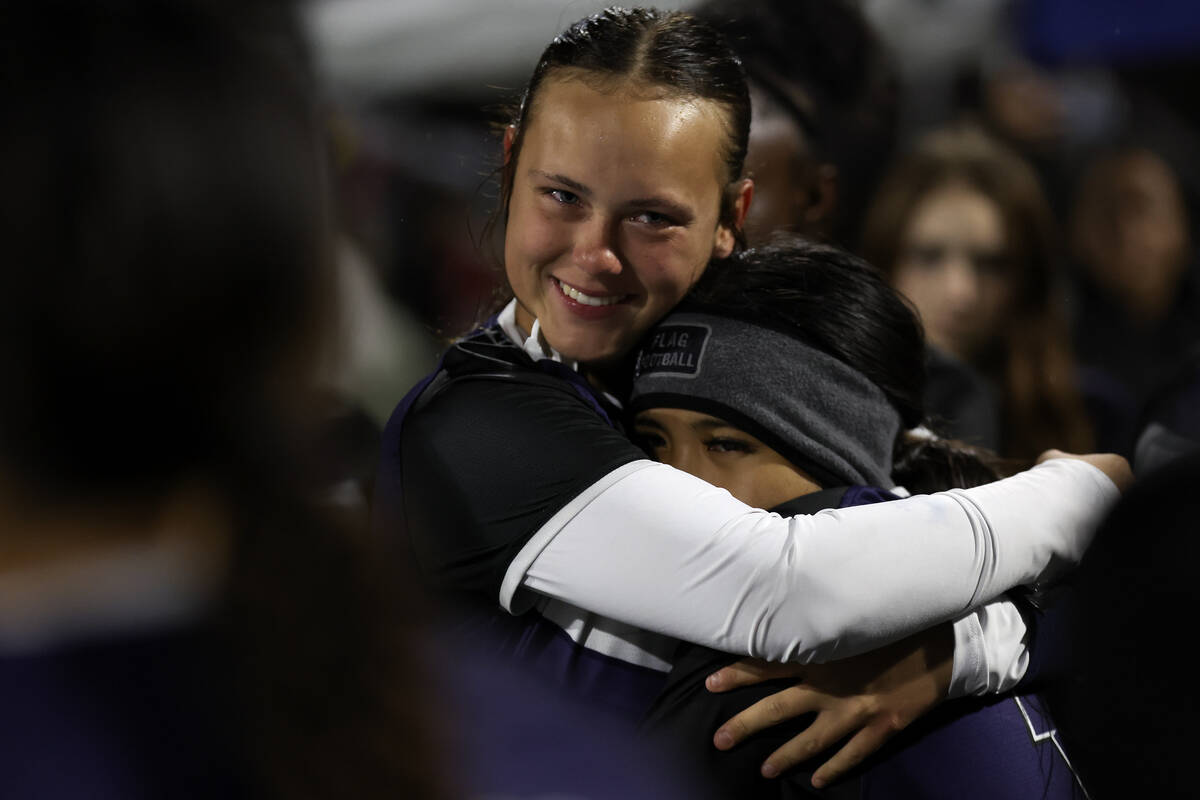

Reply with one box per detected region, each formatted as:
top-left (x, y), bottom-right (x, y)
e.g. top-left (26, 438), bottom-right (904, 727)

top-left (634, 430), bottom-right (667, 454)
top-left (705, 437), bottom-right (755, 454)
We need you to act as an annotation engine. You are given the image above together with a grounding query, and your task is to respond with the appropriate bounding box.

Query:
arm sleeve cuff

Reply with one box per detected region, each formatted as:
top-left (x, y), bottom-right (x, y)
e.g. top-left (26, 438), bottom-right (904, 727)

top-left (949, 600), bottom-right (1030, 698)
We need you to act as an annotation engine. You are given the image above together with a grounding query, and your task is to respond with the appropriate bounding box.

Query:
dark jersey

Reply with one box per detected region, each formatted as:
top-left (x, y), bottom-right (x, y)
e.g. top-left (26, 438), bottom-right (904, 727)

top-left (376, 318), bottom-right (679, 720)
top-left (379, 321), bottom-right (644, 599)
top-left (640, 489), bottom-right (1085, 799)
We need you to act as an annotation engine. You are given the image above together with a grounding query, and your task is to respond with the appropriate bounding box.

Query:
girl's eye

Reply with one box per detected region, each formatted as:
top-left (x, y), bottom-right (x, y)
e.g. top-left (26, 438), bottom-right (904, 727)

top-left (909, 245), bottom-right (946, 268)
top-left (705, 437), bottom-right (754, 454)
top-left (631, 210), bottom-right (675, 227)
top-left (971, 252), bottom-right (1009, 278)
top-left (546, 188), bottom-right (580, 206)
top-left (635, 431), bottom-right (667, 452)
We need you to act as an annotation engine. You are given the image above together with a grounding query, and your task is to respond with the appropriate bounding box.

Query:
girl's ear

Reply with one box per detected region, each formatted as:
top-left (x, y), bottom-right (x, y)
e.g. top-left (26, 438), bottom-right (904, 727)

top-left (714, 179), bottom-right (754, 258)
top-left (803, 163), bottom-right (839, 226)
top-left (502, 125), bottom-right (517, 164)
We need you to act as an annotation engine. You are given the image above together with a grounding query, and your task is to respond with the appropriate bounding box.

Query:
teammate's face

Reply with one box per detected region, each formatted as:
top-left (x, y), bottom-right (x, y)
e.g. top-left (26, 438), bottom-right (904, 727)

top-left (892, 184), bottom-right (1013, 364)
top-left (634, 407), bottom-right (820, 510)
top-left (503, 78), bottom-right (750, 366)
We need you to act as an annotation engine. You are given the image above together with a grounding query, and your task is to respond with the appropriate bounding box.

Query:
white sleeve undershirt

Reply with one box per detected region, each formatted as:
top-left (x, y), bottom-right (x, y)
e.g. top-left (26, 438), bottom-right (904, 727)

top-left (948, 601), bottom-right (1030, 697)
top-left (505, 457), bottom-right (1117, 672)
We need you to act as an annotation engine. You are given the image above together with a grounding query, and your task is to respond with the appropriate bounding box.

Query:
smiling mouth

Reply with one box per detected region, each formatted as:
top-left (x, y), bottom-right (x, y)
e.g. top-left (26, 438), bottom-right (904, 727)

top-left (553, 277), bottom-right (629, 307)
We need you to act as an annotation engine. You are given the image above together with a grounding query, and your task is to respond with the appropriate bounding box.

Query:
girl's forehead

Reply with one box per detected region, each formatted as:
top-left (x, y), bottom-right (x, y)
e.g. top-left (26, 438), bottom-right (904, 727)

top-left (529, 75), bottom-right (727, 137)
top-left (521, 79), bottom-right (728, 182)
top-left (538, 70), bottom-right (694, 104)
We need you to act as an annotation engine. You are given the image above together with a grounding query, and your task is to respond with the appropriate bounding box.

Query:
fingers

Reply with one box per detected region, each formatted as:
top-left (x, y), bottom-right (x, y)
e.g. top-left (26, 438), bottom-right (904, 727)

top-left (1082, 453), bottom-right (1133, 491)
top-left (706, 659), bottom-right (804, 693)
top-left (809, 723), bottom-right (895, 788)
top-left (1035, 448), bottom-right (1066, 464)
top-left (712, 685), bottom-right (820, 751)
top-left (1035, 449), bottom-right (1134, 491)
top-left (756, 709), bottom-right (853, 779)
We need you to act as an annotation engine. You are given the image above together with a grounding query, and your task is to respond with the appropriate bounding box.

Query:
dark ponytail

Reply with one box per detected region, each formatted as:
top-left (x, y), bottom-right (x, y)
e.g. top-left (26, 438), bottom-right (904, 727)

top-left (892, 432), bottom-right (1012, 494)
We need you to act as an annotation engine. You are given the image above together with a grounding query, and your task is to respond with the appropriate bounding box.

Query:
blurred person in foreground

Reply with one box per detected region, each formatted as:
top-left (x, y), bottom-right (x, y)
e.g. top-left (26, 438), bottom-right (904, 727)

top-left (1049, 449), bottom-right (1200, 796)
top-left (862, 124), bottom-right (1094, 460)
top-left (0, 2), bottom-right (442, 797)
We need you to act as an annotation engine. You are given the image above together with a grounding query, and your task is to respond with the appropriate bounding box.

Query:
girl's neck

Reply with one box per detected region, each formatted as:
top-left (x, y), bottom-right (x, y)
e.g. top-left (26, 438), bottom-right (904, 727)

top-left (507, 299), bottom-right (630, 398)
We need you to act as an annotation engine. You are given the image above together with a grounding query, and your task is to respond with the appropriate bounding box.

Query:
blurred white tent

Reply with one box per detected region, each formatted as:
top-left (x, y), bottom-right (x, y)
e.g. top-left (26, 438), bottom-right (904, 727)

top-left (307, 0), bottom-right (696, 101)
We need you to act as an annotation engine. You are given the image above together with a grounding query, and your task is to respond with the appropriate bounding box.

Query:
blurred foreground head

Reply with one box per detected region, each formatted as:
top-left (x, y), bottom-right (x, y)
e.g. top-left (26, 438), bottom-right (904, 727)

top-left (0, 0), bottom-right (331, 503)
top-left (0, 4), bottom-right (444, 797)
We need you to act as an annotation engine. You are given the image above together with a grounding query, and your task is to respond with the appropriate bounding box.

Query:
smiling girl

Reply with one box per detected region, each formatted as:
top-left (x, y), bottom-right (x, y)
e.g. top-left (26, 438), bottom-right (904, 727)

top-left (375, 7), bottom-right (1126, 786)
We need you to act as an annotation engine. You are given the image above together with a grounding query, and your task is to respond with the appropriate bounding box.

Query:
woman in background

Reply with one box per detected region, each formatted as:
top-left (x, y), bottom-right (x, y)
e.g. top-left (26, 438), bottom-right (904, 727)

top-left (861, 124), bottom-right (1093, 459)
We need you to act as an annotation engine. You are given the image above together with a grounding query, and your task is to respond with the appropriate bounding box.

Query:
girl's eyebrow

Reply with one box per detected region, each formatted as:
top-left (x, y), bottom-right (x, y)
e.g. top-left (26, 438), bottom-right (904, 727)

top-left (530, 169), bottom-right (591, 197)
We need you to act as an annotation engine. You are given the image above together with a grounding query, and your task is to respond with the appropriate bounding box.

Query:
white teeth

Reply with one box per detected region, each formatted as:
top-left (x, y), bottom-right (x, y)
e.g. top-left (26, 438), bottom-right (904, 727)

top-left (555, 278), bottom-right (622, 306)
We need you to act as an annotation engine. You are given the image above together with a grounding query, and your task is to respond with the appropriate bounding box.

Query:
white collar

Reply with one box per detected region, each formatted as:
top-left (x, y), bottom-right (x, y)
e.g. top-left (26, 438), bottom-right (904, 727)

top-left (496, 299), bottom-right (579, 371)
top-left (494, 299), bottom-right (624, 410)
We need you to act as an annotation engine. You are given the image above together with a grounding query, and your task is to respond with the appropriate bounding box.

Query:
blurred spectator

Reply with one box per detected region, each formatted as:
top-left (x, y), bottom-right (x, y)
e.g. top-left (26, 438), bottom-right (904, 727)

top-left (1067, 142), bottom-right (1200, 453)
top-left (695, 0), bottom-right (899, 248)
top-left (319, 236), bottom-right (442, 427)
top-left (862, 124), bottom-right (1094, 459)
top-left (0, 1), bottom-right (444, 796)
top-left (330, 99), bottom-right (502, 340)
top-left (1133, 346), bottom-right (1200, 475)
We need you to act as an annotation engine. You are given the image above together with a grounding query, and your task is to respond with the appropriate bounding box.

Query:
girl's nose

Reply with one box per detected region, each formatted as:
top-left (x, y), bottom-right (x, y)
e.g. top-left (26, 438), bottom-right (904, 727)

top-left (573, 218), bottom-right (622, 276)
top-left (943, 258), bottom-right (982, 309)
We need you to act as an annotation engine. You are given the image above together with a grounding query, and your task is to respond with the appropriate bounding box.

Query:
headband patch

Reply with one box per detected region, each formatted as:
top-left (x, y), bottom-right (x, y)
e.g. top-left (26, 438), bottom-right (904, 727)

top-left (634, 324), bottom-right (710, 379)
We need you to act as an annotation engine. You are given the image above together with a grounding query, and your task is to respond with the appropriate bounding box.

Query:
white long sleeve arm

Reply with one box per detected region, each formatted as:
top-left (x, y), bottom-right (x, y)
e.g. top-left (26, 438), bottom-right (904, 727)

top-left (505, 457), bottom-right (1116, 664)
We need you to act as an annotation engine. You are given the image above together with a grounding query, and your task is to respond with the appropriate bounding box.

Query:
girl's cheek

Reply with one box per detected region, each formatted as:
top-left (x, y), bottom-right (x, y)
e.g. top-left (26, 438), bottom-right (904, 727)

top-left (515, 215), bottom-right (568, 262)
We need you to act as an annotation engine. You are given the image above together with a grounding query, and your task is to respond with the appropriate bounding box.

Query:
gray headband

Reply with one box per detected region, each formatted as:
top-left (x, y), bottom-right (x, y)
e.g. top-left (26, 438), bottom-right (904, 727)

top-left (629, 311), bottom-right (902, 488)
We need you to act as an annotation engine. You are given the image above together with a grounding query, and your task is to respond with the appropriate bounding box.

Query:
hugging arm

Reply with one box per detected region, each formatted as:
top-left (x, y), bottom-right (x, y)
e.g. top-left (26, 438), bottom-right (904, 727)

top-left (517, 458), bottom-right (1118, 661)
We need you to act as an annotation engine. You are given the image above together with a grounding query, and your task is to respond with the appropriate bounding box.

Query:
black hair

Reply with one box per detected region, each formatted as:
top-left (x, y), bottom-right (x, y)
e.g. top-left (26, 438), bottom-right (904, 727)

top-left (683, 236), bottom-right (1005, 491)
top-left (493, 7), bottom-right (751, 240)
top-left (695, 0), bottom-right (899, 245)
top-left (0, 2), bottom-right (443, 796)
